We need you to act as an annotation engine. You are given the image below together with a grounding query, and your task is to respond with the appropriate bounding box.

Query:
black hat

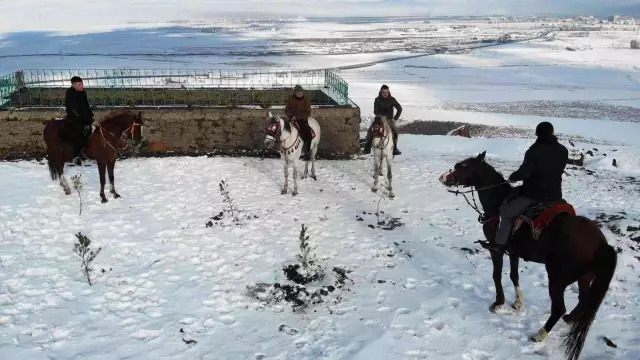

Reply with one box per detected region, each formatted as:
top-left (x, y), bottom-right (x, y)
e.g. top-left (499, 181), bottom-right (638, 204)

top-left (535, 121), bottom-right (554, 137)
top-left (293, 84), bottom-right (303, 92)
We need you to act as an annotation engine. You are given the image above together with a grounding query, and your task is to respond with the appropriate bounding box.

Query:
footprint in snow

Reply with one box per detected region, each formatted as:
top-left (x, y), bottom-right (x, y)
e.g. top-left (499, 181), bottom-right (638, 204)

top-left (447, 298), bottom-right (461, 308)
top-left (131, 329), bottom-right (162, 341)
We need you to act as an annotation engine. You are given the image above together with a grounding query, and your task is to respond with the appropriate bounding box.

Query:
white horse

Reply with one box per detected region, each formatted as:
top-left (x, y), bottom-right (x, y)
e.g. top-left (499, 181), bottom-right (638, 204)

top-left (370, 116), bottom-right (395, 198)
top-left (264, 112), bottom-right (321, 196)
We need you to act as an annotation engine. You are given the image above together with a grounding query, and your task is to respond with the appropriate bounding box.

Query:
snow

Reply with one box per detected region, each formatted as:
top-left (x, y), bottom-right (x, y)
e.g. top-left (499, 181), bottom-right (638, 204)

top-left (1, 136), bottom-right (639, 359)
top-left (2, 16), bottom-right (640, 360)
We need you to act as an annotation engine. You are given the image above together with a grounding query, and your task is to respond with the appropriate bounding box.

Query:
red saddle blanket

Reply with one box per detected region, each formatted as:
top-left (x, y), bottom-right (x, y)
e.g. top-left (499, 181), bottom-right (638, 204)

top-left (513, 202), bottom-right (576, 239)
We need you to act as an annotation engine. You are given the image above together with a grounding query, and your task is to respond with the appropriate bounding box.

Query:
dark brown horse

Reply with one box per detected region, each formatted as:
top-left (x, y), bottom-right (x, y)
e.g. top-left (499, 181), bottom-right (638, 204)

top-left (439, 151), bottom-right (617, 360)
top-left (43, 110), bottom-right (143, 203)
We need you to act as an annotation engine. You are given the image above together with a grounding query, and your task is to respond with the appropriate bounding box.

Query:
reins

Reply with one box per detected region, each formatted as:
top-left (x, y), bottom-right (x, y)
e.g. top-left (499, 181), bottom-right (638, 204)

top-left (447, 181), bottom-right (509, 223)
top-left (98, 122), bottom-right (140, 162)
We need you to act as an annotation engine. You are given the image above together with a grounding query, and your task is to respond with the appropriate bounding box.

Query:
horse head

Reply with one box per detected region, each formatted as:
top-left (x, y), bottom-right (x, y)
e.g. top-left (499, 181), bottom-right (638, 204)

top-left (264, 111), bottom-right (284, 147)
top-left (372, 116), bottom-right (387, 137)
top-left (101, 110), bottom-right (144, 148)
top-left (439, 151), bottom-right (490, 188)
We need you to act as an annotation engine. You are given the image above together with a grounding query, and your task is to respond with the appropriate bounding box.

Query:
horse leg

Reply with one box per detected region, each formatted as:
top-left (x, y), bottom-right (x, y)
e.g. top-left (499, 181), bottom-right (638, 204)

top-left (98, 162), bottom-right (108, 203)
top-left (107, 160), bottom-right (120, 199)
top-left (510, 254), bottom-right (525, 311)
top-left (281, 157), bottom-right (289, 195)
top-left (372, 150), bottom-right (380, 192)
top-left (57, 162), bottom-right (71, 195)
top-left (489, 251), bottom-right (506, 312)
top-left (386, 154), bottom-right (394, 199)
top-left (292, 158), bottom-right (299, 196)
top-left (531, 273), bottom-right (567, 342)
top-left (563, 272), bottom-right (594, 324)
top-left (310, 145), bottom-right (317, 181)
top-left (302, 160), bottom-right (308, 179)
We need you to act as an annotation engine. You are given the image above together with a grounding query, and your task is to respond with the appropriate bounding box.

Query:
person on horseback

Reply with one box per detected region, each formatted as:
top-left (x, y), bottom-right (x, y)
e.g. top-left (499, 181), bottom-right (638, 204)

top-left (363, 84), bottom-right (402, 156)
top-left (64, 76), bottom-right (94, 163)
top-left (285, 84), bottom-right (313, 161)
top-left (491, 121), bottom-right (569, 254)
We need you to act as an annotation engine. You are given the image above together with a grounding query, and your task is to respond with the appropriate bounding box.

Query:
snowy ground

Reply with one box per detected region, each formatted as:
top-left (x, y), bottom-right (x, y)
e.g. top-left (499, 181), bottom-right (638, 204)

top-left (1, 17), bottom-right (640, 360)
top-left (1, 136), bottom-right (639, 360)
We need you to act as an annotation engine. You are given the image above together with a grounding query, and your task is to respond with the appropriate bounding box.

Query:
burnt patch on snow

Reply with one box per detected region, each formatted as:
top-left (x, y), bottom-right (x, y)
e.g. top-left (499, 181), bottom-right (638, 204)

top-left (357, 210), bottom-right (405, 230)
top-left (205, 210), bottom-right (259, 228)
top-left (283, 263), bottom-right (325, 285)
top-left (246, 267), bottom-right (352, 312)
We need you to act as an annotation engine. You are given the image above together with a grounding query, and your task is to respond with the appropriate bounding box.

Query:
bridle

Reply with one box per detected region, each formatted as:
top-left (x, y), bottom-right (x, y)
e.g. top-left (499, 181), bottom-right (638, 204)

top-left (265, 118), bottom-right (300, 153)
top-left (98, 120), bottom-right (142, 161)
top-left (371, 119), bottom-right (390, 149)
top-left (444, 168), bottom-right (509, 224)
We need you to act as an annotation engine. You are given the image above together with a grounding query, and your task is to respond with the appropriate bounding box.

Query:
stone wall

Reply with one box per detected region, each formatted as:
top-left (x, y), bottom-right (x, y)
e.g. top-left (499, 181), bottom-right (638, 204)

top-left (10, 88), bottom-right (338, 107)
top-left (0, 106), bottom-right (361, 160)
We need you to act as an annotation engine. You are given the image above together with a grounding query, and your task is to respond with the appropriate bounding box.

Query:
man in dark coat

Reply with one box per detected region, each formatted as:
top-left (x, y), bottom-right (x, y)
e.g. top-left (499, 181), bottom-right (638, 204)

top-left (363, 84), bottom-right (402, 155)
top-left (491, 121), bottom-right (569, 254)
top-left (284, 84), bottom-right (313, 160)
top-left (64, 76), bottom-right (94, 161)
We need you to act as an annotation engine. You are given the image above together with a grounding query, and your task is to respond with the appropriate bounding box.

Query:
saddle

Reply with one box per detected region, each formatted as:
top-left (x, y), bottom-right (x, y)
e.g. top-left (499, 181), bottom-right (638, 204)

top-left (291, 120), bottom-right (316, 139)
top-left (512, 199), bottom-right (576, 240)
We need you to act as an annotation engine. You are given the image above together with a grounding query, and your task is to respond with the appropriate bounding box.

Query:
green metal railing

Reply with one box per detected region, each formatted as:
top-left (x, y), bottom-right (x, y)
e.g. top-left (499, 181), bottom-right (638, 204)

top-left (324, 69), bottom-right (349, 105)
top-left (0, 73), bottom-right (17, 108)
top-left (0, 68), bottom-right (353, 108)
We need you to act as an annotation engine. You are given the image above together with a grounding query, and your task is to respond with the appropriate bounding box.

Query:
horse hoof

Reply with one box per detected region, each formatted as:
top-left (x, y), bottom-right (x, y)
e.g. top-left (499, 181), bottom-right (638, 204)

top-left (489, 302), bottom-right (504, 313)
top-left (562, 314), bottom-right (573, 324)
top-left (530, 328), bottom-right (549, 343)
top-left (101, 198), bottom-right (108, 204)
top-left (292, 191), bottom-right (298, 196)
top-left (388, 192), bottom-right (395, 199)
top-left (281, 190), bottom-right (287, 195)
top-left (112, 193), bottom-right (121, 199)
top-left (511, 301), bottom-right (524, 312)
top-left (311, 175), bottom-right (317, 181)
top-left (371, 188), bottom-right (378, 193)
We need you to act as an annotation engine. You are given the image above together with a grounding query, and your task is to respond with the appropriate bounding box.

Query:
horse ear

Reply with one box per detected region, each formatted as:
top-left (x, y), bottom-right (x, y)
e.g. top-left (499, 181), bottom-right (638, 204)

top-left (268, 111), bottom-right (273, 118)
top-left (477, 151), bottom-right (486, 160)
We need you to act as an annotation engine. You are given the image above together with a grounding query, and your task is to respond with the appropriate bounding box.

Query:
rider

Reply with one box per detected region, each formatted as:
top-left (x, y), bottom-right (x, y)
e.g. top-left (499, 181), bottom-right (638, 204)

top-left (64, 76), bottom-right (94, 162)
top-left (491, 121), bottom-right (569, 254)
top-left (284, 84), bottom-right (313, 161)
top-left (363, 84), bottom-right (402, 155)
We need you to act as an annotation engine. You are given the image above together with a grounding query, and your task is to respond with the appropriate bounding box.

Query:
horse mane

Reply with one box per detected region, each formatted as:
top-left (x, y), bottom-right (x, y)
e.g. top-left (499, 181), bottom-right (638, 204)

top-left (480, 160), bottom-right (507, 183)
top-left (98, 109), bottom-right (136, 128)
top-left (282, 116), bottom-right (292, 133)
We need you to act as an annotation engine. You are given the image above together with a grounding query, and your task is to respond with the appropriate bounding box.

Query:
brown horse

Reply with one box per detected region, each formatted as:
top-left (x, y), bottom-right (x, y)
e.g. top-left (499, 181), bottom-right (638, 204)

top-left (43, 110), bottom-right (143, 203)
top-left (439, 151), bottom-right (617, 360)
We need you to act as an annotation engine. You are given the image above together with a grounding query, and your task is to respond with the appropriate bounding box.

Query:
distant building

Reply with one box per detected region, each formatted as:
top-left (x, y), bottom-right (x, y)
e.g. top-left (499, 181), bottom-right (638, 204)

top-left (632, 40), bottom-right (639, 49)
top-left (608, 15), bottom-right (620, 22)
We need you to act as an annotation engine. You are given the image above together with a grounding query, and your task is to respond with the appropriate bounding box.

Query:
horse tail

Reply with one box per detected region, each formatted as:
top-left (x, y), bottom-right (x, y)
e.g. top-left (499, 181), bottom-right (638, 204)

top-left (562, 243), bottom-right (617, 360)
top-left (43, 120), bottom-right (61, 181)
top-left (48, 157), bottom-right (59, 181)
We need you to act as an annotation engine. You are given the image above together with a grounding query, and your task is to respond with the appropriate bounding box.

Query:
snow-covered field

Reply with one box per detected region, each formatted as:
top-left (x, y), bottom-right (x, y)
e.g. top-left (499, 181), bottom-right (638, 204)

top-left (1, 16), bottom-right (640, 360)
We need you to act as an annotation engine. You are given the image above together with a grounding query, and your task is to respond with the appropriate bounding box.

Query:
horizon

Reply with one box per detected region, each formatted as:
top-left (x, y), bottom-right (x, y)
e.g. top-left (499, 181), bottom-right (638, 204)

top-left (0, 1), bottom-right (638, 34)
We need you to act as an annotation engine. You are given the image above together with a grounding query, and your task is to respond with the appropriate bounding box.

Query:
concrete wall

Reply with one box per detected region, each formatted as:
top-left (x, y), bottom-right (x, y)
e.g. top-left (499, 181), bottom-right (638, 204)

top-left (0, 106), bottom-right (361, 160)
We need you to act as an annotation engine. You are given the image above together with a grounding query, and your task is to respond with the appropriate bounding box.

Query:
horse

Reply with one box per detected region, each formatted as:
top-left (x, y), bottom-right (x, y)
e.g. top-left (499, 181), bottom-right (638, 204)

top-left (43, 110), bottom-right (143, 203)
top-left (370, 116), bottom-right (395, 198)
top-left (264, 111), bottom-right (321, 196)
top-left (438, 151), bottom-right (617, 360)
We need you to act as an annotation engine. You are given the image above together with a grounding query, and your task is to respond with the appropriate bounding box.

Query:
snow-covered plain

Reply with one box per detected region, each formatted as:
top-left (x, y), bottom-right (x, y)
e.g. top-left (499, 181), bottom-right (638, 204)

top-left (1, 17), bottom-right (640, 360)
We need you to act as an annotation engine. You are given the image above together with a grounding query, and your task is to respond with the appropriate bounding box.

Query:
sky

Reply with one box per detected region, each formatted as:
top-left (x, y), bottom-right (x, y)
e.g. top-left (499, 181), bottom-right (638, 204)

top-left (0, 0), bottom-right (637, 33)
